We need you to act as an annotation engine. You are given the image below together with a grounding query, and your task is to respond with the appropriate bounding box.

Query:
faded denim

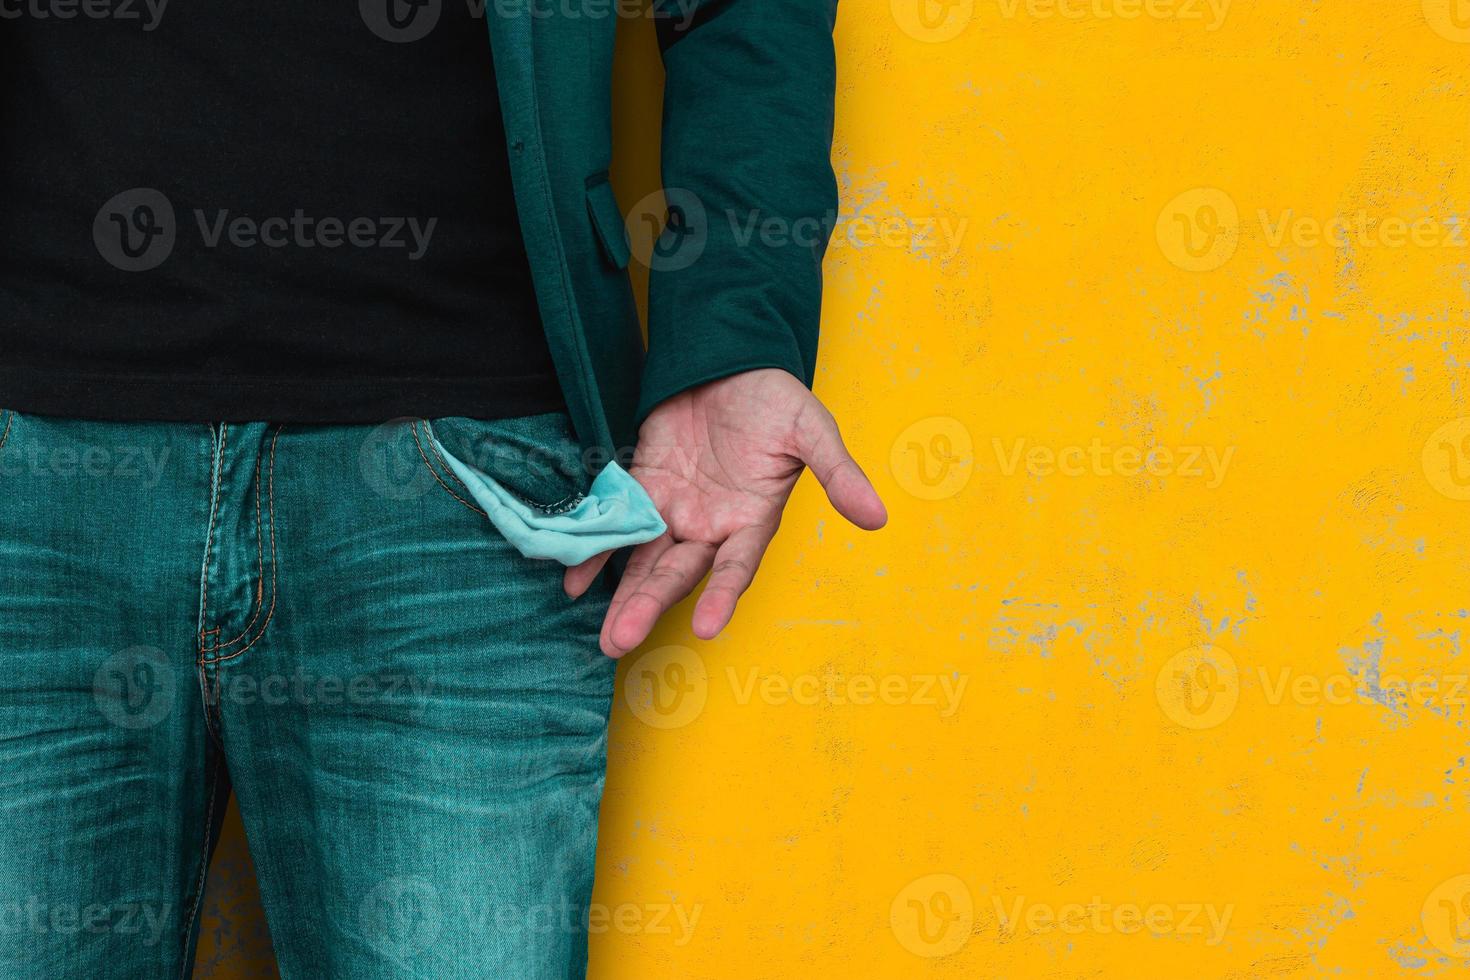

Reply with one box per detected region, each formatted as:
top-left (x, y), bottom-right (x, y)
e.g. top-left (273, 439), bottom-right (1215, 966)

top-left (0, 409), bottom-right (621, 978)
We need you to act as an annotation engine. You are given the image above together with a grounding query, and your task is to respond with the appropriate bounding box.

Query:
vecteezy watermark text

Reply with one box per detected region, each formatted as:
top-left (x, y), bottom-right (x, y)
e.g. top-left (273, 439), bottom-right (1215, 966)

top-left (993, 0), bottom-right (1229, 29)
top-left (991, 896), bottom-right (1233, 945)
top-left (0, 898), bottom-right (172, 946)
top-left (95, 188), bottom-right (437, 272)
top-left (992, 437), bottom-right (1235, 487)
top-left (0, 0), bottom-right (169, 30)
top-left (0, 441), bottom-right (170, 487)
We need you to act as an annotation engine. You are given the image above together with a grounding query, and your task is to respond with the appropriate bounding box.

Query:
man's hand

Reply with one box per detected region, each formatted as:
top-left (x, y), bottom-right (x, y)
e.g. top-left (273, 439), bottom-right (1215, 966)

top-left (563, 368), bottom-right (888, 658)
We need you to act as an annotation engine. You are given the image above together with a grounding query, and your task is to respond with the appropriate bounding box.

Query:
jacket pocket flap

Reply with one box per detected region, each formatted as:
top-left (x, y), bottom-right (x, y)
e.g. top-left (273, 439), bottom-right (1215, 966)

top-left (585, 177), bottom-right (632, 270)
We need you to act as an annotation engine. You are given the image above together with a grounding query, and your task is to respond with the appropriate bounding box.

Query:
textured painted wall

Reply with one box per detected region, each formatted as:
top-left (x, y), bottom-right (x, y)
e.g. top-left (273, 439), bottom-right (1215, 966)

top-left (197, 1), bottom-right (1470, 976)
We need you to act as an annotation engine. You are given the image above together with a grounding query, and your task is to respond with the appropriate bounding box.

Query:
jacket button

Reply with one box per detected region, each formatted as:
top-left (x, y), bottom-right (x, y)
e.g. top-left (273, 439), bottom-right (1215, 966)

top-left (512, 140), bottom-right (525, 152)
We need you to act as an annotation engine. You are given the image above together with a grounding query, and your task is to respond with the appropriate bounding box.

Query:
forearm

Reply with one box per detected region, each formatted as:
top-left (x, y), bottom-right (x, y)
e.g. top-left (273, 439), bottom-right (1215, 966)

top-left (639, 0), bottom-right (841, 422)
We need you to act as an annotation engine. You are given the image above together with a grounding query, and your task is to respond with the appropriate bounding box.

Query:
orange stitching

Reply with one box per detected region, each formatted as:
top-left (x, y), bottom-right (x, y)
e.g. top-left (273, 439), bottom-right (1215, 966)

top-left (200, 425), bottom-right (283, 666)
top-left (425, 421), bottom-right (480, 500)
top-left (412, 420), bottom-right (486, 517)
top-left (200, 447), bottom-right (267, 653)
top-left (0, 412), bottom-right (13, 454)
top-left (197, 424), bottom-right (227, 653)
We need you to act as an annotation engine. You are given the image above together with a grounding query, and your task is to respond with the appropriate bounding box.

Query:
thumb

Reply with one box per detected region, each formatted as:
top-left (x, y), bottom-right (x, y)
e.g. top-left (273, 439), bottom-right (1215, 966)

top-left (794, 399), bottom-right (888, 531)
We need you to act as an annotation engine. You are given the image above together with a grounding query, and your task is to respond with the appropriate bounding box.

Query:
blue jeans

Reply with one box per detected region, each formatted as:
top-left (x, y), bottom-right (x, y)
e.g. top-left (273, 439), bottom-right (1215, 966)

top-left (0, 409), bottom-right (618, 978)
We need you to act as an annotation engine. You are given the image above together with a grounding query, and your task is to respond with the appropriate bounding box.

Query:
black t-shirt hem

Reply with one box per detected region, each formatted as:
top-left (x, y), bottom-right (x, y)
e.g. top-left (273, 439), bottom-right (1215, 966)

top-left (0, 367), bottom-right (567, 424)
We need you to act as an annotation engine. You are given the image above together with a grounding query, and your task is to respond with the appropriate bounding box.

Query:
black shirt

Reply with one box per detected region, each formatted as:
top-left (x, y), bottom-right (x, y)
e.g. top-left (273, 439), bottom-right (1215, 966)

top-left (0, 0), bottom-right (564, 422)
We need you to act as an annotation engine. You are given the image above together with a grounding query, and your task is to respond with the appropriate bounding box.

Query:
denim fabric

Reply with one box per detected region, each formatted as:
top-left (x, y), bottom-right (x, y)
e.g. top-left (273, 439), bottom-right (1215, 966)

top-left (0, 409), bottom-right (621, 979)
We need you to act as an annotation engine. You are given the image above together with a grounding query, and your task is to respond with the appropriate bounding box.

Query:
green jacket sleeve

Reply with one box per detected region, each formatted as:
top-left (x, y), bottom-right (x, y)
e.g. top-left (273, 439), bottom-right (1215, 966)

top-left (636, 0), bottom-right (840, 424)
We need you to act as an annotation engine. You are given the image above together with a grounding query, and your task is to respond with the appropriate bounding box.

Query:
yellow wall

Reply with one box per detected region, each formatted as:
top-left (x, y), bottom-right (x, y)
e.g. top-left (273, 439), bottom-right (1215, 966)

top-left (198, 1), bottom-right (1470, 976)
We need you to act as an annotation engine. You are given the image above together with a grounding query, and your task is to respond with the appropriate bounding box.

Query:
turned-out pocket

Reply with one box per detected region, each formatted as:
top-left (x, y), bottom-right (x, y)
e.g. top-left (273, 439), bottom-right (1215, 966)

top-left (412, 412), bottom-right (666, 566)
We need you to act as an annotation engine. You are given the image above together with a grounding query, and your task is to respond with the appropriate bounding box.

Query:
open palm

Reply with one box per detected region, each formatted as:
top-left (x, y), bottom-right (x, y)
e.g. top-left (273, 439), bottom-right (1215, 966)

top-left (563, 368), bottom-right (888, 657)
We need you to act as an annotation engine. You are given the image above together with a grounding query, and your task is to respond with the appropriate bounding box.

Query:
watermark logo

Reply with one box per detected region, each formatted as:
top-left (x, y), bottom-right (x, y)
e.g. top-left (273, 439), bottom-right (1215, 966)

top-left (0, 440), bottom-right (171, 488)
top-left (0, 898), bottom-right (172, 945)
top-left (833, 212), bottom-right (969, 261)
top-left (203, 667), bottom-right (436, 714)
top-left (890, 417), bottom-right (975, 501)
top-left (992, 896), bottom-right (1233, 945)
top-left (623, 196), bottom-right (966, 271)
top-left (890, 874), bottom-right (973, 957)
top-left (1423, 875), bottom-right (1470, 959)
top-left (993, 0), bottom-right (1230, 30)
top-left (1257, 668), bottom-right (1469, 711)
top-left (1160, 193), bottom-right (1468, 268)
top-left (588, 902), bottom-right (701, 945)
top-left (1157, 187), bottom-right (1239, 272)
top-left (0, 0), bottom-right (169, 30)
top-left (360, 0), bottom-right (442, 42)
top-left (626, 188), bottom-right (708, 272)
top-left (1257, 210), bottom-right (1466, 250)
top-left (623, 645), bottom-right (708, 729)
top-left (356, 890), bottom-right (701, 947)
top-left (360, 421), bottom-right (438, 501)
top-left (891, 0), bottom-right (973, 42)
top-left (891, 424), bottom-right (1231, 496)
top-left (1422, 418), bottom-right (1470, 501)
top-left (1424, 0), bottom-right (1470, 42)
top-left (360, 876), bottom-right (443, 955)
top-left (95, 188), bottom-right (176, 273)
top-left (727, 667), bottom-right (968, 716)
top-left (93, 646), bottom-right (176, 730)
top-left (992, 437), bottom-right (1233, 487)
top-left (95, 189), bottom-right (437, 272)
top-left (1156, 645), bottom-right (1239, 729)
top-left (732, 210), bottom-right (969, 262)
top-left (192, 210), bottom-right (436, 259)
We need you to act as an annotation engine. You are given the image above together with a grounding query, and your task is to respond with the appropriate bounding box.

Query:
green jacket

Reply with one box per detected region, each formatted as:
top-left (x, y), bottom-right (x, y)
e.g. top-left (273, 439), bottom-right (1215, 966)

top-left (486, 0), bottom-right (840, 462)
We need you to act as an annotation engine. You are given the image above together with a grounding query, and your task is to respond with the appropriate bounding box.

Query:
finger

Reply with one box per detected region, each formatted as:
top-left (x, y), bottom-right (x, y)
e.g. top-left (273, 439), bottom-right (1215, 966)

top-left (692, 523), bottom-right (777, 640)
top-left (564, 550), bottom-right (612, 598)
top-left (796, 404), bottom-right (889, 531)
top-left (603, 540), bottom-right (717, 658)
top-left (600, 534), bottom-right (675, 655)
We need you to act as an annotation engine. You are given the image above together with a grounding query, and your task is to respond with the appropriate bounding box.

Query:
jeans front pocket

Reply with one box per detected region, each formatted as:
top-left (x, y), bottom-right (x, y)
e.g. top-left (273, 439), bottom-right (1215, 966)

top-left (415, 412), bottom-right (666, 566)
top-left (420, 412), bottom-right (589, 516)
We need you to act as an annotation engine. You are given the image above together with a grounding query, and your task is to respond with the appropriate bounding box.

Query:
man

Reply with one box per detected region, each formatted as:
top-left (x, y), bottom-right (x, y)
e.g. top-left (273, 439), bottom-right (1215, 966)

top-left (0, 0), bottom-right (885, 976)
